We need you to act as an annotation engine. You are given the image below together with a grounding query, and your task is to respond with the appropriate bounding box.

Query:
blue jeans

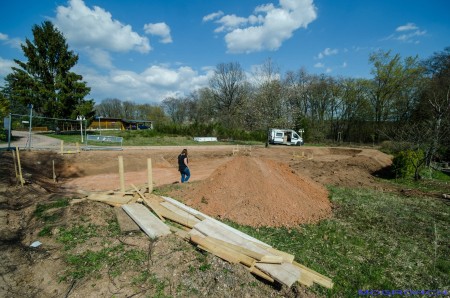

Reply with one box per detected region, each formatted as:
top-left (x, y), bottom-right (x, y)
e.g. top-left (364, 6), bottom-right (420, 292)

top-left (181, 167), bottom-right (190, 183)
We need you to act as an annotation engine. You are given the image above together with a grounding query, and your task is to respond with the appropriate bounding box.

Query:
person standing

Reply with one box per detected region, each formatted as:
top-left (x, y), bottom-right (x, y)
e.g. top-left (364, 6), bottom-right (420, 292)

top-left (178, 148), bottom-right (190, 183)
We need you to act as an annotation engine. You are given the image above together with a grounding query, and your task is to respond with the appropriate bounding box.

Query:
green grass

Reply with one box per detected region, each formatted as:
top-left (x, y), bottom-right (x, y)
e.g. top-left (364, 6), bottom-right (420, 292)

top-left (46, 130), bottom-right (263, 146)
top-left (34, 198), bottom-right (70, 219)
top-left (222, 187), bottom-right (449, 297)
top-left (385, 167), bottom-right (450, 194)
top-left (53, 217), bottom-right (170, 294)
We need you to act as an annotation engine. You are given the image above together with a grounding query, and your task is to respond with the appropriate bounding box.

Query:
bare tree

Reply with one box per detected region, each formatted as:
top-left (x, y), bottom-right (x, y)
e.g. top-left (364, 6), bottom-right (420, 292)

top-left (421, 47), bottom-right (450, 164)
top-left (95, 98), bottom-right (123, 118)
top-left (209, 62), bottom-right (248, 128)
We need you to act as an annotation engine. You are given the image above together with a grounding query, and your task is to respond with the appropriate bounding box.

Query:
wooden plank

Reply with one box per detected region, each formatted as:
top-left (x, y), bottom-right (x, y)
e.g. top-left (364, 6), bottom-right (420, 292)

top-left (193, 219), bottom-right (275, 257)
top-left (190, 230), bottom-right (256, 267)
top-left (142, 196), bottom-right (198, 228)
top-left (190, 234), bottom-right (240, 264)
top-left (131, 184), bottom-right (164, 221)
top-left (255, 262), bottom-right (301, 288)
top-left (114, 207), bottom-right (141, 233)
top-left (160, 202), bottom-right (200, 225)
top-left (122, 203), bottom-right (171, 239)
top-left (298, 272), bottom-right (314, 287)
top-left (168, 225), bottom-right (190, 239)
top-left (201, 235), bottom-right (283, 264)
top-left (292, 261), bottom-right (334, 289)
top-left (264, 247), bottom-right (295, 264)
top-left (87, 193), bottom-right (133, 204)
top-left (162, 196), bottom-right (270, 248)
top-left (247, 266), bottom-right (275, 283)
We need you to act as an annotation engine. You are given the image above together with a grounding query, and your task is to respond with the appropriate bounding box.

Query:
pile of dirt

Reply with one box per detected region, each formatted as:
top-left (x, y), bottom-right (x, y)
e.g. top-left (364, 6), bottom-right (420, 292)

top-left (171, 156), bottom-right (332, 227)
top-left (290, 150), bottom-right (392, 188)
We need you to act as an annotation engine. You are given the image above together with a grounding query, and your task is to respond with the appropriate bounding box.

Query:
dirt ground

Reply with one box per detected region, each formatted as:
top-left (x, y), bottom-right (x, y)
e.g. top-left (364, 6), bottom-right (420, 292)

top-left (0, 144), bottom-right (395, 297)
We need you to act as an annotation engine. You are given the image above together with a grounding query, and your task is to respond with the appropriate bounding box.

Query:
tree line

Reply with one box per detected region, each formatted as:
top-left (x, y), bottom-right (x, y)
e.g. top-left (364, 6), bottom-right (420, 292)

top-left (1, 21), bottom-right (449, 165)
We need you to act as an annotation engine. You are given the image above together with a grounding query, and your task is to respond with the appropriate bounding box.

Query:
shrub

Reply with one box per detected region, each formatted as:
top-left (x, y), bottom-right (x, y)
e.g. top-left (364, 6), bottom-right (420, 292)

top-left (392, 149), bottom-right (424, 179)
top-left (0, 129), bottom-right (7, 142)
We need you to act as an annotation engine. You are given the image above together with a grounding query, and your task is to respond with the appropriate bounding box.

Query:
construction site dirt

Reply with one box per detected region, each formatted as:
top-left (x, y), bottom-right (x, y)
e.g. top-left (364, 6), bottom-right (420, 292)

top-left (0, 145), bottom-right (394, 297)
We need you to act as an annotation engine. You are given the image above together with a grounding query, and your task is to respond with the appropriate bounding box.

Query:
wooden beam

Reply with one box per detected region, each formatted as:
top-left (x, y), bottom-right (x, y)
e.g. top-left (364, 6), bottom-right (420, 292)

top-left (292, 261), bottom-right (334, 289)
top-left (131, 184), bottom-right (164, 221)
top-left (143, 195), bottom-right (199, 228)
top-left (193, 219), bottom-right (275, 257)
top-left (15, 146), bottom-right (24, 186)
top-left (255, 262), bottom-right (301, 288)
top-left (118, 155), bottom-right (125, 192)
top-left (147, 158), bottom-right (153, 193)
top-left (114, 207), bottom-right (141, 233)
top-left (160, 201), bottom-right (200, 225)
top-left (190, 234), bottom-right (240, 264)
top-left (122, 203), bottom-right (171, 239)
top-left (163, 196), bottom-right (270, 247)
top-left (201, 235), bottom-right (282, 264)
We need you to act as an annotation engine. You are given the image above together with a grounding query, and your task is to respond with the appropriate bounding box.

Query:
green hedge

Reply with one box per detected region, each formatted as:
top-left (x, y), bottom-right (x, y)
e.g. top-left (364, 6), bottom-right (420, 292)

top-left (392, 149), bottom-right (424, 179)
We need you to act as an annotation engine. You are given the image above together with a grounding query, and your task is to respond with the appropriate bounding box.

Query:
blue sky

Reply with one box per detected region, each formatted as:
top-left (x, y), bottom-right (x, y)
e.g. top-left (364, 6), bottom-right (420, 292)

top-left (1, 0), bottom-right (449, 104)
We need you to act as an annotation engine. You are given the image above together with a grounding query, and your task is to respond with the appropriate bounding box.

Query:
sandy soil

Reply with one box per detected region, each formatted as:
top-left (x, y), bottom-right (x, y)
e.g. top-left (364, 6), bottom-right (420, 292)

top-left (0, 144), bottom-right (394, 297)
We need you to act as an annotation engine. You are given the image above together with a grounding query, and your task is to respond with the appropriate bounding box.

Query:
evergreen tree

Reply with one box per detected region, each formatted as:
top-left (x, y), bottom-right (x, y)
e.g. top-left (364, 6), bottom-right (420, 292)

top-left (3, 21), bottom-right (93, 119)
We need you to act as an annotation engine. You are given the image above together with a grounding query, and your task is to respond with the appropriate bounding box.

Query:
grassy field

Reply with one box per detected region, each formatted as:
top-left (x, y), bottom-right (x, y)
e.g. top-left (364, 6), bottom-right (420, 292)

top-left (45, 130), bottom-right (263, 146)
top-left (156, 177), bottom-right (450, 297)
top-left (34, 131), bottom-right (450, 296)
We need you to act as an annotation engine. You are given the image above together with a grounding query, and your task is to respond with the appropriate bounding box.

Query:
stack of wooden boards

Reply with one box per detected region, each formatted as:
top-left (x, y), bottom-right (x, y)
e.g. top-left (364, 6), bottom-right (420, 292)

top-left (85, 187), bottom-right (333, 290)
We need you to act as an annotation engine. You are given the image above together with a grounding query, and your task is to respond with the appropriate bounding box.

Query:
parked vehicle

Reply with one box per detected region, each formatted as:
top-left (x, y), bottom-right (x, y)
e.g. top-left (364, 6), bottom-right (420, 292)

top-left (268, 128), bottom-right (304, 146)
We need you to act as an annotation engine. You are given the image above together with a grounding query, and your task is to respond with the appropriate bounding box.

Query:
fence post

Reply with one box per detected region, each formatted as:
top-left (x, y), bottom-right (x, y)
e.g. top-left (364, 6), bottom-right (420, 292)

top-left (118, 156), bottom-right (125, 192)
top-left (147, 158), bottom-right (153, 193)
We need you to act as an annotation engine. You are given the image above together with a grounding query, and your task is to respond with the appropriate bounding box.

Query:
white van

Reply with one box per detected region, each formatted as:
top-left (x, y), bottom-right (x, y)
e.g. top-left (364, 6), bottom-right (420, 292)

top-left (269, 128), bottom-right (304, 146)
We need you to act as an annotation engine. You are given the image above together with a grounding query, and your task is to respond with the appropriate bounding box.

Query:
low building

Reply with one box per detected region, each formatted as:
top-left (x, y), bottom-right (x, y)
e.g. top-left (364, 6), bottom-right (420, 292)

top-left (88, 117), bottom-right (153, 131)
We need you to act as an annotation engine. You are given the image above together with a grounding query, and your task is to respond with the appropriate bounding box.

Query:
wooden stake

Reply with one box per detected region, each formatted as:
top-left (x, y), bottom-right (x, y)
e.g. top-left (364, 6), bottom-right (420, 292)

top-left (60, 140), bottom-right (64, 154)
top-left (52, 160), bottom-right (56, 182)
top-left (15, 146), bottom-right (24, 186)
top-left (12, 150), bottom-right (18, 179)
top-left (147, 158), bottom-right (153, 193)
top-left (76, 142), bottom-right (80, 153)
top-left (118, 155), bottom-right (125, 192)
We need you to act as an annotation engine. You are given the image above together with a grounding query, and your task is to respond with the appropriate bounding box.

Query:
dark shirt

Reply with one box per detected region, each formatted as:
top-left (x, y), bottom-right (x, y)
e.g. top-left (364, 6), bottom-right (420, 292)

top-left (178, 154), bottom-right (188, 172)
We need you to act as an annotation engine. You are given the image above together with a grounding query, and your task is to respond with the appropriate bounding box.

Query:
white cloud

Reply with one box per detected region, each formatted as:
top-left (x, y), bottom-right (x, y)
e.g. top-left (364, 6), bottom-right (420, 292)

top-left (78, 64), bottom-right (213, 103)
top-left (396, 22), bottom-right (418, 32)
top-left (0, 32), bottom-right (22, 49)
top-left (83, 48), bottom-right (114, 69)
top-left (314, 62), bottom-right (324, 68)
top-left (53, 0), bottom-right (151, 54)
top-left (0, 57), bottom-right (15, 77)
top-left (204, 0), bottom-right (317, 53)
top-left (385, 23), bottom-right (427, 43)
top-left (144, 22), bottom-right (173, 44)
top-left (316, 47), bottom-right (338, 59)
top-left (203, 11), bottom-right (224, 22)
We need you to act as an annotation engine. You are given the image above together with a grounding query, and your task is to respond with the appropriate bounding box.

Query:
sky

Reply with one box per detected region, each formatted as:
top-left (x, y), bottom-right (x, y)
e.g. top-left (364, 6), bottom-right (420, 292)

top-left (0, 0), bottom-right (449, 105)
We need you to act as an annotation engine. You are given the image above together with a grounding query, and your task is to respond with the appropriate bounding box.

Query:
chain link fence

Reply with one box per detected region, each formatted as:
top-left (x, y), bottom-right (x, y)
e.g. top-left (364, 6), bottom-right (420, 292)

top-left (2, 113), bottom-right (86, 150)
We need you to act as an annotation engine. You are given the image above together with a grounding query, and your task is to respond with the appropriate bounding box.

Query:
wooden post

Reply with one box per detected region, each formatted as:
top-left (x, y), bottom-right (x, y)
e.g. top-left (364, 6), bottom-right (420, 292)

top-left (15, 146), bottom-right (24, 186)
top-left (12, 150), bottom-right (18, 179)
top-left (60, 140), bottom-right (64, 154)
top-left (147, 158), bottom-right (153, 193)
top-left (76, 142), bottom-right (80, 153)
top-left (52, 160), bottom-right (56, 182)
top-left (118, 155), bottom-right (125, 192)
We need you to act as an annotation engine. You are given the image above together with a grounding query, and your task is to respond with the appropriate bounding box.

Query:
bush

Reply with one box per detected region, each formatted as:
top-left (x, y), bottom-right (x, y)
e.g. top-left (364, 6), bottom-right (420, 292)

top-left (391, 149), bottom-right (424, 179)
top-left (0, 129), bottom-right (7, 142)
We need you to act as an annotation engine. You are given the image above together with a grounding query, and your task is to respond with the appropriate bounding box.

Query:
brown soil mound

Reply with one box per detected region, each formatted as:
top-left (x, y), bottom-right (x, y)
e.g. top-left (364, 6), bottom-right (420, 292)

top-left (172, 156), bottom-right (332, 227)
